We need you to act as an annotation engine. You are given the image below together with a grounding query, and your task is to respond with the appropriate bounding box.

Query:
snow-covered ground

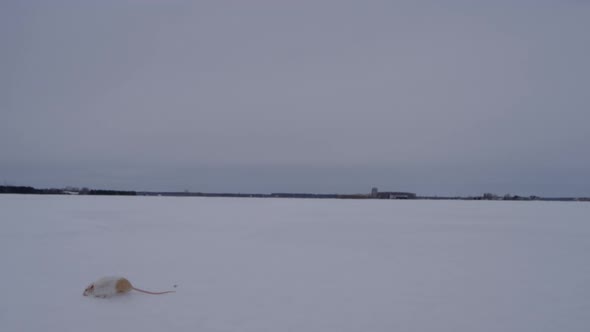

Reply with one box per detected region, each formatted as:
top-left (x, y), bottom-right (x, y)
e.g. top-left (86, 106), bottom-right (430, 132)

top-left (1, 194), bottom-right (588, 332)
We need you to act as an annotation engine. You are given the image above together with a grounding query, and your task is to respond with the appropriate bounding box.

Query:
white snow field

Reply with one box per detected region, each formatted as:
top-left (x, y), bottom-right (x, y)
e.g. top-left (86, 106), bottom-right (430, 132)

top-left (1, 195), bottom-right (589, 332)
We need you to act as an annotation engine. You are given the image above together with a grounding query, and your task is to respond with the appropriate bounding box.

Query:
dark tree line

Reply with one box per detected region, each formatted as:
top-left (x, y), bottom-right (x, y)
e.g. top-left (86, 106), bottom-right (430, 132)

top-left (87, 190), bottom-right (136, 196)
top-left (0, 186), bottom-right (65, 195)
top-left (1, 186), bottom-right (136, 196)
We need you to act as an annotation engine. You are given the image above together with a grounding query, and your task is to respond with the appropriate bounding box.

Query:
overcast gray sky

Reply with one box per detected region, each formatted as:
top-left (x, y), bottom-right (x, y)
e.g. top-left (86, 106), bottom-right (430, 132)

top-left (2, 0), bottom-right (589, 196)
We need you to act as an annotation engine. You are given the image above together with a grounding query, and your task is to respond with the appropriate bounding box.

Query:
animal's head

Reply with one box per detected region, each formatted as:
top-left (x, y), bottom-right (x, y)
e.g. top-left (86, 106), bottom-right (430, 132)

top-left (83, 284), bottom-right (95, 296)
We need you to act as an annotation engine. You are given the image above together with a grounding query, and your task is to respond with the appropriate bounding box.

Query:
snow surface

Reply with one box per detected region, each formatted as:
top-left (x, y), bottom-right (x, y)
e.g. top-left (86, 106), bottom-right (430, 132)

top-left (1, 194), bottom-right (589, 332)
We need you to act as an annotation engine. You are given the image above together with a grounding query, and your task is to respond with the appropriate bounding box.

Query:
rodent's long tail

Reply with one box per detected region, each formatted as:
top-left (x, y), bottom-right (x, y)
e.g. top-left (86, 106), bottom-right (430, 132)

top-left (132, 287), bottom-right (175, 295)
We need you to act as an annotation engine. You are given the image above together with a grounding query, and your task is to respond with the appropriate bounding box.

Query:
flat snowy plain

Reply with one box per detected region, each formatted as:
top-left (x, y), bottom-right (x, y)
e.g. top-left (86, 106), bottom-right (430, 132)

top-left (1, 194), bottom-right (588, 332)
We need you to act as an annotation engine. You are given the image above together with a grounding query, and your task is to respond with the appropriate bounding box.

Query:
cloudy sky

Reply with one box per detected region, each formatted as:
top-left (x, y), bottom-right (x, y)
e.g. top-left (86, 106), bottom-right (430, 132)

top-left (2, 0), bottom-right (589, 196)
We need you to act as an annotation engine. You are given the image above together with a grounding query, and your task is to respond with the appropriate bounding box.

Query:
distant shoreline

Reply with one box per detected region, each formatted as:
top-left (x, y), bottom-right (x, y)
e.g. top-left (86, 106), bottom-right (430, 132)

top-left (1, 185), bottom-right (588, 202)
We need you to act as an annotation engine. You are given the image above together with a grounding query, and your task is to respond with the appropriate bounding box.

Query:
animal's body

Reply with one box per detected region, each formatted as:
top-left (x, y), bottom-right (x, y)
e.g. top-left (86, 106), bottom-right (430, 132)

top-left (83, 276), bottom-right (175, 298)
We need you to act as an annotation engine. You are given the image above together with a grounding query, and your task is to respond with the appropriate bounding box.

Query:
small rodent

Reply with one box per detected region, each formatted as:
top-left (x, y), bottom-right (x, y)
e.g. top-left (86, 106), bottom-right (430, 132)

top-left (83, 276), bottom-right (176, 298)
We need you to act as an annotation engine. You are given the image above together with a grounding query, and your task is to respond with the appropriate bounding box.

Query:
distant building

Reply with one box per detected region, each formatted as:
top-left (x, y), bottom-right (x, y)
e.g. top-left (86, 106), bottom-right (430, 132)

top-left (371, 187), bottom-right (379, 198)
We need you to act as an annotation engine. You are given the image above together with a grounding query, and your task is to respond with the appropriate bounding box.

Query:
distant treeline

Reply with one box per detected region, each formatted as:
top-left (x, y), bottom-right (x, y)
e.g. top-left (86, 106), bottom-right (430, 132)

top-left (0, 185), bottom-right (64, 195)
top-left (1, 185), bottom-right (587, 201)
top-left (87, 190), bottom-right (136, 196)
top-left (0, 186), bottom-right (136, 196)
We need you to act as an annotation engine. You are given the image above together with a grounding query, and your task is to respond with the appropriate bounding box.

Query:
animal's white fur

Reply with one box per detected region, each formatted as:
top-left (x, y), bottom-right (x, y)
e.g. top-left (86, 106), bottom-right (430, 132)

top-left (84, 276), bottom-right (122, 298)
